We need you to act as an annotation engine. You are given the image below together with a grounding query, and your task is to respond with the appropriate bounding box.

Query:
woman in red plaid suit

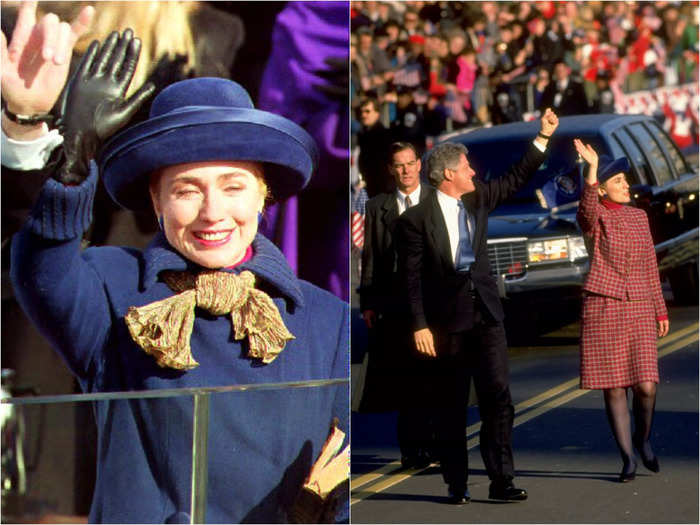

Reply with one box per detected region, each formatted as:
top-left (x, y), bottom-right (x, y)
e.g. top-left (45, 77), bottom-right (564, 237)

top-left (574, 139), bottom-right (670, 483)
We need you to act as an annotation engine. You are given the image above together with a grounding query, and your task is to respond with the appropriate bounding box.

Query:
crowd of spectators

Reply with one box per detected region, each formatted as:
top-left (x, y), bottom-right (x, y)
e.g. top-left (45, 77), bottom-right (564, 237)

top-left (351, 1), bottom-right (699, 193)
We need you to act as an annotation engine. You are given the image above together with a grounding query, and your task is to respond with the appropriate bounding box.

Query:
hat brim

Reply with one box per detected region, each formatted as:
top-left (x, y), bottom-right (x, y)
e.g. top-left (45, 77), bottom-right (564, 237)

top-left (99, 107), bottom-right (319, 210)
top-left (598, 157), bottom-right (630, 184)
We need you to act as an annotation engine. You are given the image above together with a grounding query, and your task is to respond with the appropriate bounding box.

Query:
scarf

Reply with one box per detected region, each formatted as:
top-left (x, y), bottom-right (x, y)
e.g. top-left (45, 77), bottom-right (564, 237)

top-left (124, 270), bottom-right (294, 370)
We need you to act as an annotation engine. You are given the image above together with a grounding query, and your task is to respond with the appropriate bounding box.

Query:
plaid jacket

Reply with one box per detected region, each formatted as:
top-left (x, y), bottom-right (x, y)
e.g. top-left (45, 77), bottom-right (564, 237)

top-left (577, 182), bottom-right (668, 320)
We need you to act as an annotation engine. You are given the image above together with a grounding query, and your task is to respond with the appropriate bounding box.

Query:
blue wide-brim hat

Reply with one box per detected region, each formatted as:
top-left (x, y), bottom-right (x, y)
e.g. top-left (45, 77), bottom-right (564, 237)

top-left (99, 77), bottom-right (319, 210)
top-left (597, 155), bottom-right (630, 184)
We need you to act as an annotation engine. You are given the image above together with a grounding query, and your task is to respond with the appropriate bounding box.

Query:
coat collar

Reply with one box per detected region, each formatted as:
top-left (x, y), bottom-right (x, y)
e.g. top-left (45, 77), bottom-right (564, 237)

top-left (141, 232), bottom-right (305, 308)
top-left (427, 191), bottom-right (455, 272)
top-left (601, 198), bottom-right (625, 210)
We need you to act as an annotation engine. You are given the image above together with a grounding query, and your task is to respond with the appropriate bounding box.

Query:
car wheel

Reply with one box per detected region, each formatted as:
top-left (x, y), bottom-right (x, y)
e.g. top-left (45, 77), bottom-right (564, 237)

top-left (668, 262), bottom-right (699, 306)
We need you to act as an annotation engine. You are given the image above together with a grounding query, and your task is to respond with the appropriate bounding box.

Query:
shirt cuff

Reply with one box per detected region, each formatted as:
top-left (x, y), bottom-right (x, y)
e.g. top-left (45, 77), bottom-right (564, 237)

top-left (1, 126), bottom-right (64, 170)
top-left (655, 314), bottom-right (668, 321)
top-left (532, 139), bottom-right (546, 153)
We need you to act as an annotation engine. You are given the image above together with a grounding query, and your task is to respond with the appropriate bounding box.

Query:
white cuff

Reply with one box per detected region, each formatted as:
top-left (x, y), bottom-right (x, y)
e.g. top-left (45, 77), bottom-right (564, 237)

top-left (532, 139), bottom-right (546, 153)
top-left (1, 126), bottom-right (64, 170)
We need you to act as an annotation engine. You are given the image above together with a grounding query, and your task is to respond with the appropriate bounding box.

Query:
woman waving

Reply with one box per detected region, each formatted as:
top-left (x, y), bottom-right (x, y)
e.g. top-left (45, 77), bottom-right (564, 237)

top-left (574, 139), bottom-right (669, 483)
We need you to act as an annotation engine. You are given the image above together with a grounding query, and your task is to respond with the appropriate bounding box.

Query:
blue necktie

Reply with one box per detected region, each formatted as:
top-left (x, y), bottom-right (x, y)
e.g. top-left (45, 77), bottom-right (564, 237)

top-left (456, 200), bottom-right (475, 271)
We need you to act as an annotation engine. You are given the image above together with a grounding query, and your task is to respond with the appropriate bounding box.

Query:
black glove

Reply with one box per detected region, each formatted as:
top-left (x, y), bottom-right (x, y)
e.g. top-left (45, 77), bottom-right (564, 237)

top-left (53, 29), bottom-right (155, 185)
top-left (288, 485), bottom-right (341, 523)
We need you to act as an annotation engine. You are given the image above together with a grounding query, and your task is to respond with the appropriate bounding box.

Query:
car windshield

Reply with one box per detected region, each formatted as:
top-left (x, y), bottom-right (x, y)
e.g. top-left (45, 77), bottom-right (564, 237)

top-left (460, 136), bottom-right (612, 207)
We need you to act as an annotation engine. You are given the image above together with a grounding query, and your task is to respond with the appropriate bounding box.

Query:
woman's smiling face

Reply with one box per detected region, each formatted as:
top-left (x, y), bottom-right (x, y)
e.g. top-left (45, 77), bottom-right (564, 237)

top-left (150, 161), bottom-right (267, 269)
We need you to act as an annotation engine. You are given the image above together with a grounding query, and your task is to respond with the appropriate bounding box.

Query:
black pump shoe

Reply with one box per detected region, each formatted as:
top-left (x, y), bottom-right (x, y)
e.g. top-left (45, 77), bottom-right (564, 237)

top-left (619, 458), bottom-right (637, 483)
top-left (633, 437), bottom-right (660, 473)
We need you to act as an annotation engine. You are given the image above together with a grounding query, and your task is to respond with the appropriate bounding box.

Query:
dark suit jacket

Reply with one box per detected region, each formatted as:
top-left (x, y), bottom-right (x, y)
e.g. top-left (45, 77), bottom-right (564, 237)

top-left (357, 122), bottom-right (394, 198)
top-left (539, 79), bottom-right (589, 116)
top-left (395, 144), bottom-right (547, 345)
top-left (360, 184), bottom-right (434, 316)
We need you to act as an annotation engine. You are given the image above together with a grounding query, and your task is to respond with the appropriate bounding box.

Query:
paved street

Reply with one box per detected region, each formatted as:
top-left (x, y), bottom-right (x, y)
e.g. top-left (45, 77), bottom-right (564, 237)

top-left (350, 303), bottom-right (699, 523)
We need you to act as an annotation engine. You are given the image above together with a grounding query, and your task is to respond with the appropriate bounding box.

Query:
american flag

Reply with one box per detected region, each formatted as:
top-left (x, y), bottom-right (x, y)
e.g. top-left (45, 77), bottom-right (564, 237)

top-left (351, 187), bottom-right (369, 250)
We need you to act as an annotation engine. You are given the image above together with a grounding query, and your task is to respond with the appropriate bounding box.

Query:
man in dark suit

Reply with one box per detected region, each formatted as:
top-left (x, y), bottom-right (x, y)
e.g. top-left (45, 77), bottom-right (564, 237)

top-left (395, 109), bottom-right (559, 504)
top-left (357, 97), bottom-right (394, 197)
top-left (359, 142), bottom-right (435, 467)
top-left (539, 60), bottom-right (589, 116)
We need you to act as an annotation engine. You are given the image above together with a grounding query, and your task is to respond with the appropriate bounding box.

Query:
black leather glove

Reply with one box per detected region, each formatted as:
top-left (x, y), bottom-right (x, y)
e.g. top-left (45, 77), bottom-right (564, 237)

top-left (53, 29), bottom-right (155, 185)
top-left (288, 485), bottom-right (341, 523)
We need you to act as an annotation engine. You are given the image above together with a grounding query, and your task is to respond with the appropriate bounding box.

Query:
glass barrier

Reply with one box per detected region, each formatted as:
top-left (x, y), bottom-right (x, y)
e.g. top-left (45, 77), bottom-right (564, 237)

top-left (1, 378), bottom-right (349, 524)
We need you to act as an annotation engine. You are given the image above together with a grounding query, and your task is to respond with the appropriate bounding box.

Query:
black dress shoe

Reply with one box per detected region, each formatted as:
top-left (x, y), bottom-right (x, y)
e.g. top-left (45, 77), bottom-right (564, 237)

top-left (619, 458), bottom-right (637, 483)
top-left (633, 438), bottom-right (660, 473)
top-left (447, 486), bottom-right (471, 505)
top-left (488, 481), bottom-right (528, 501)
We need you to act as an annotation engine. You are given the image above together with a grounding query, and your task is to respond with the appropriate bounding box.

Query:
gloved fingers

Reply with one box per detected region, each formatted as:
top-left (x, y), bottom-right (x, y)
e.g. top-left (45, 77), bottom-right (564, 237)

top-left (116, 34), bottom-right (142, 86)
top-left (76, 38), bottom-right (99, 81)
top-left (52, 21), bottom-right (71, 65)
top-left (92, 30), bottom-right (119, 77)
top-left (120, 80), bottom-right (155, 120)
top-left (95, 80), bottom-right (154, 140)
top-left (38, 12), bottom-right (59, 62)
top-left (68, 5), bottom-right (94, 47)
top-left (108, 28), bottom-right (133, 81)
top-left (8, 0), bottom-right (37, 61)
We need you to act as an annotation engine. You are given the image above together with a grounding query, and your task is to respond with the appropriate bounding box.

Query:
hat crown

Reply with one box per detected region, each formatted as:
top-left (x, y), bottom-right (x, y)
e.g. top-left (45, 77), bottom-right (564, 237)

top-left (150, 77), bottom-right (254, 118)
top-left (598, 155), bottom-right (630, 183)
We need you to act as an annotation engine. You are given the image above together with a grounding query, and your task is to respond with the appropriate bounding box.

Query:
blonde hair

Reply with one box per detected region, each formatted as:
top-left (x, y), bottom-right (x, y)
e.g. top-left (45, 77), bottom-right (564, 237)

top-left (73, 1), bottom-right (198, 95)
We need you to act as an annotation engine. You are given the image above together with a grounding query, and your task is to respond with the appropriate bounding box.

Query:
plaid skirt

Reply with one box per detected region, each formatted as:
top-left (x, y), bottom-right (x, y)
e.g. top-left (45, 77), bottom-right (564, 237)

top-left (580, 293), bottom-right (659, 389)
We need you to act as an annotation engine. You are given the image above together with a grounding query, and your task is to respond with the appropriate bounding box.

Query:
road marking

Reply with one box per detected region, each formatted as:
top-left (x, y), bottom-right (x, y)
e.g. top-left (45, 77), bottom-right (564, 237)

top-left (464, 378), bottom-right (579, 438)
top-left (351, 468), bottom-right (425, 505)
top-left (467, 389), bottom-right (587, 449)
top-left (658, 332), bottom-right (699, 358)
top-left (350, 461), bottom-right (402, 492)
top-left (657, 321), bottom-right (700, 344)
top-left (351, 324), bottom-right (698, 504)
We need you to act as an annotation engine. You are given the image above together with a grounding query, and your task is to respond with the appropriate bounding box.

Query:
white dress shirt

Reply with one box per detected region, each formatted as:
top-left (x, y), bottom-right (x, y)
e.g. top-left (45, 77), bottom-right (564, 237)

top-left (396, 185), bottom-right (421, 215)
top-left (1, 125), bottom-right (63, 170)
top-left (436, 190), bottom-right (469, 266)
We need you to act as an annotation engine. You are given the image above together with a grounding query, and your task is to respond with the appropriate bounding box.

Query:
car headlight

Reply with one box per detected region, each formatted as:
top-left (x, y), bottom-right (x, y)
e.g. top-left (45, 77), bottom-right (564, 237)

top-left (568, 236), bottom-right (588, 261)
top-left (527, 236), bottom-right (588, 263)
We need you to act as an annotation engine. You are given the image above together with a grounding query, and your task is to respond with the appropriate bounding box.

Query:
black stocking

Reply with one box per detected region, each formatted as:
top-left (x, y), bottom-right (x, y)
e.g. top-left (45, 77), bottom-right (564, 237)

top-left (603, 388), bottom-right (635, 468)
top-left (632, 382), bottom-right (657, 459)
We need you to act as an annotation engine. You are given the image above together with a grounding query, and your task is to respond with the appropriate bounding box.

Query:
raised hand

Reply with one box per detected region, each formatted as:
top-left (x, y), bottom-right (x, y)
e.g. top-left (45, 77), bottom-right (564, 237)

top-left (0, 2), bottom-right (94, 117)
top-left (56, 29), bottom-right (155, 184)
top-left (573, 138), bottom-right (599, 167)
top-left (540, 107), bottom-right (559, 136)
top-left (574, 138), bottom-right (599, 185)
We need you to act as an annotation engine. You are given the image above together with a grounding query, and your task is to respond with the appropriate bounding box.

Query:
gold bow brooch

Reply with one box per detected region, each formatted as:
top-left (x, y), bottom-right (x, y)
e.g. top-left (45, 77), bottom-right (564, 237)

top-left (124, 270), bottom-right (295, 370)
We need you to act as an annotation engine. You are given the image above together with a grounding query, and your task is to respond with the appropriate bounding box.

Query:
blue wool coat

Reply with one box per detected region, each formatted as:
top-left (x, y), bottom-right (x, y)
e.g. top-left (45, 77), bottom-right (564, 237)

top-left (10, 167), bottom-right (349, 523)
